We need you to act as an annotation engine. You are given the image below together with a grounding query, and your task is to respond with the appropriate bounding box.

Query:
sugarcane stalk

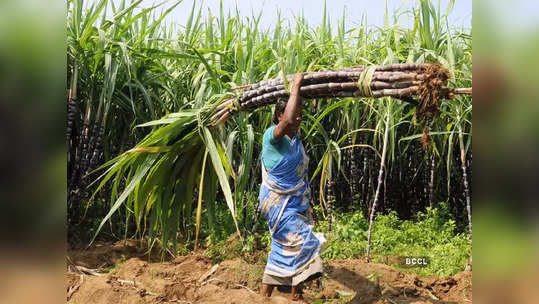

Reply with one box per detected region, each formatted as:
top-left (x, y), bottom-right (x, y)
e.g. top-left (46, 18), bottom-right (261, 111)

top-left (429, 150), bottom-right (436, 208)
top-left (83, 99), bottom-right (103, 176)
top-left (371, 87), bottom-right (420, 98)
top-left (241, 68), bottom-right (422, 98)
top-left (221, 64), bottom-right (451, 116)
top-left (362, 145), bottom-right (369, 213)
top-left (366, 100), bottom-right (391, 261)
top-left (383, 165), bottom-right (388, 211)
top-left (237, 83), bottom-right (423, 112)
top-left (67, 100), bottom-right (78, 148)
top-left (347, 131), bottom-right (358, 206)
top-left (67, 63), bottom-right (78, 151)
top-left (88, 124), bottom-right (105, 174)
top-left (458, 125), bottom-right (472, 271)
top-left (240, 85), bottom-right (420, 110)
top-left (326, 155), bottom-right (334, 233)
top-left (238, 71), bottom-right (424, 104)
top-left (215, 98), bottom-right (235, 111)
top-left (213, 110), bottom-right (231, 126)
top-left (69, 94), bottom-right (93, 194)
top-left (213, 83), bottom-right (428, 127)
top-left (453, 88), bottom-right (472, 95)
top-left (210, 107), bottom-right (230, 123)
top-left (67, 62), bottom-right (79, 180)
top-left (247, 63), bottom-right (424, 90)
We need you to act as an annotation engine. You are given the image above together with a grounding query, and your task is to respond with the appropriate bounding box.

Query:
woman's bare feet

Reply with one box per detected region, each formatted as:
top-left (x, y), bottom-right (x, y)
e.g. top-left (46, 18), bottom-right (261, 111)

top-left (290, 285), bottom-right (308, 302)
top-left (261, 283), bottom-right (274, 297)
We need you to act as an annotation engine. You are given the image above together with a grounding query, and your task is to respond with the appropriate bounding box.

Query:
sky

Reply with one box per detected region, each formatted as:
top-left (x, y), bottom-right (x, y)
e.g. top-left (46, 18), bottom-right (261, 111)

top-left (110, 0), bottom-right (472, 30)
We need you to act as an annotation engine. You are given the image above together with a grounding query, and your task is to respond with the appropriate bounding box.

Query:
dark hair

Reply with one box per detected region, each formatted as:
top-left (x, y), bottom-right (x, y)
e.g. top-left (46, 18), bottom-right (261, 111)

top-left (272, 98), bottom-right (287, 125)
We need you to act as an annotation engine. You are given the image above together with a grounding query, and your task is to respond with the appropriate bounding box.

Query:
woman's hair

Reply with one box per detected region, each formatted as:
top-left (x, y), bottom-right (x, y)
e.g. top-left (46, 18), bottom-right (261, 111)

top-left (272, 98), bottom-right (287, 125)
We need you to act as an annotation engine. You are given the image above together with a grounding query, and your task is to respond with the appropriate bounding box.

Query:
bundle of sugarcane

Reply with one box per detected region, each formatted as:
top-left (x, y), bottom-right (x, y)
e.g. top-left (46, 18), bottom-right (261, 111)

top-left (211, 63), bottom-right (472, 125)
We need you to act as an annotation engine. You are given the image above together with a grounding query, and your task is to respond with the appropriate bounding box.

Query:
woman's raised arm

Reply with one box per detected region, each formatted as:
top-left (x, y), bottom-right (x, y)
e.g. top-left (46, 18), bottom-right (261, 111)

top-left (273, 73), bottom-right (304, 140)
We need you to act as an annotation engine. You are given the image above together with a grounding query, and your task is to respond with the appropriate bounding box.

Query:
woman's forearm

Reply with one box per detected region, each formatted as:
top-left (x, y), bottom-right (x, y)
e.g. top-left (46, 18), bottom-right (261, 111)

top-left (273, 73), bottom-right (303, 139)
top-left (283, 73), bottom-right (304, 125)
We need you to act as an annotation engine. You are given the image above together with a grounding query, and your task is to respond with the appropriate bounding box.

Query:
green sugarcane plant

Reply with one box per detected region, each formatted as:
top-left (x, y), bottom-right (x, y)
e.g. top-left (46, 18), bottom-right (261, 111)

top-left (68, 0), bottom-right (472, 262)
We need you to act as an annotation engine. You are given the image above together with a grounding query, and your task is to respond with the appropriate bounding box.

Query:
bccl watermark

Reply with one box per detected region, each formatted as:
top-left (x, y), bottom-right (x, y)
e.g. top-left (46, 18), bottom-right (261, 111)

top-left (397, 256), bottom-right (431, 268)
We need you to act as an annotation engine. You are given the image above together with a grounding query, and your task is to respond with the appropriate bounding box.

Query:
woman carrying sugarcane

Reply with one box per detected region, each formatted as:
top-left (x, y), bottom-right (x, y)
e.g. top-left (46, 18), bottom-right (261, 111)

top-left (258, 73), bottom-right (325, 301)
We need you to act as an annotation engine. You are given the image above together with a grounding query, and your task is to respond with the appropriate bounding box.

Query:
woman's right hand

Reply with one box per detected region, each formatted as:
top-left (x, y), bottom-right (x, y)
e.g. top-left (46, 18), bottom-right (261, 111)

top-left (273, 72), bottom-right (304, 139)
top-left (292, 73), bottom-right (304, 88)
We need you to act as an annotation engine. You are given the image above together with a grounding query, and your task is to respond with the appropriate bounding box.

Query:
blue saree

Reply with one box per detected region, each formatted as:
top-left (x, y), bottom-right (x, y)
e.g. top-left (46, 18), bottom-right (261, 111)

top-left (258, 131), bottom-right (324, 285)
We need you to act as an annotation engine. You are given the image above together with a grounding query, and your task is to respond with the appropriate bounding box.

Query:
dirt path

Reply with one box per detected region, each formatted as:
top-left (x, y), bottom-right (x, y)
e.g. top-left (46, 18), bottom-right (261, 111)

top-left (67, 241), bottom-right (471, 304)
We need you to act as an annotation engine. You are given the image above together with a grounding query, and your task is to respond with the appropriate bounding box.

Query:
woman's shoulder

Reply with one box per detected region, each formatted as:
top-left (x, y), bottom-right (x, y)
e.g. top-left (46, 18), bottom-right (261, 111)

top-left (264, 125), bottom-right (276, 135)
top-left (263, 125), bottom-right (277, 141)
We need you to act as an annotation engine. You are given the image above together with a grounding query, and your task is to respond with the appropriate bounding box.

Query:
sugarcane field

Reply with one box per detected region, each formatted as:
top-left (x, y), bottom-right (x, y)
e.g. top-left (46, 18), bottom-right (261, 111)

top-left (67, 0), bottom-right (472, 303)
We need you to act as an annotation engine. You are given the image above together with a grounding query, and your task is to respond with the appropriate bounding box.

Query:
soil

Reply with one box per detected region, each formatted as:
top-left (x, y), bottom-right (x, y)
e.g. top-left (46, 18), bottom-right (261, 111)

top-left (67, 240), bottom-right (472, 304)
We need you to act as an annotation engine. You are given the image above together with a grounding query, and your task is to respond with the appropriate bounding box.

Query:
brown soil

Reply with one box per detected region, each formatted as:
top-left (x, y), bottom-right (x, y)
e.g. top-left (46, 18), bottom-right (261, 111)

top-left (67, 240), bottom-right (471, 304)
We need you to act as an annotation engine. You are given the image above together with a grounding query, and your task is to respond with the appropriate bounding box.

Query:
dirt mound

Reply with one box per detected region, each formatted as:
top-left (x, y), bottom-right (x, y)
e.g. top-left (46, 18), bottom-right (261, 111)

top-left (323, 259), bottom-right (471, 303)
top-left (67, 243), bottom-right (471, 304)
top-left (68, 239), bottom-right (159, 269)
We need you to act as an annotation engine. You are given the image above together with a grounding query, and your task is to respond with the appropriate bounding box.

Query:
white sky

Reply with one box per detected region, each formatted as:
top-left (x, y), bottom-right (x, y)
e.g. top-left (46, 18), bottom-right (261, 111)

top-left (108, 0), bottom-right (472, 30)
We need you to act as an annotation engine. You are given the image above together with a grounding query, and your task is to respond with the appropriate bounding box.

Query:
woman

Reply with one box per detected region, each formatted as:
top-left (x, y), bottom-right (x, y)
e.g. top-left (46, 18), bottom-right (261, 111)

top-left (258, 73), bottom-right (325, 301)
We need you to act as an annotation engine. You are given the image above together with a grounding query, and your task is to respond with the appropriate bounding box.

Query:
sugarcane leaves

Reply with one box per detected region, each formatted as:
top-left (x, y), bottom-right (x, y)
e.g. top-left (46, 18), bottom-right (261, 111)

top-left (127, 146), bottom-right (172, 153)
top-left (165, 148), bottom-right (203, 252)
top-left (88, 154), bottom-right (126, 192)
top-left (91, 153), bottom-right (158, 244)
top-left (131, 78), bottom-right (155, 118)
top-left (146, 150), bottom-right (185, 245)
top-left (329, 141), bottom-right (342, 173)
top-left (183, 149), bottom-right (205, 223)
top-left (334, 128), bottom-right (381, 158)
top-left (88, 110), bottom-right (203, 244)
top-left (136, 117), bottom-right (182, 128)
top-left (264, 60), bottom-right (280, 81)
top-left (111, 0), bottom-right (143, 22)
top-left (78, 0), bottom-right (108, 43)
top-left (235, 124), bottom-right (254, 208)
top-left (280, 61), bottom-right (290, 93)
top-left (340, 129), bottom-right (377, 143)
top-left (110, 163), bottom-right (124, 206)
top-left (114, 3), bottom-right (165, 38)
top-left (311, 140), bottom-right (341, 182)
top-left (136, 116), bottom-right (196, 147)
top-left (418, 0), bottom-right (435, 50)
top-left (445, 18), bottom-right (455, 71)
top-left (194, 149), bottom-right (209, 250)
top-left (399, 131), bottom-right (450, 142)
top-left (226, 130), bottom-right (239, 163)
top-left (134, 151), bottom-right (178, 231)
top-left (203, 157), bottom-right (218, 238)
top-left (135, 111), bottom-right (197, 128)
top-left (69, 0), bottom-right (82, 38)
top-left (136, 1), bottom-right (182, 45)
top-left (217, 133), bottom-right (235, 179)
top-left (318, 153), bottom-right (330, 218)
top-left (201, 127), bottom-right (241, 238)
top-left (306, 99), bottom-right (351, 138)
top-left (181, 42), bottom-right (221, 89)
top-left (158, 157), bottom-right (189, 254)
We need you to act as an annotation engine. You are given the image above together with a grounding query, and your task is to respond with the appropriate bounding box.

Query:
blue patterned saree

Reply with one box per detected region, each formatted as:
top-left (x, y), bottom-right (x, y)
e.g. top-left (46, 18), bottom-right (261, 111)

top-left (258, 133), bottom-right (324, 286)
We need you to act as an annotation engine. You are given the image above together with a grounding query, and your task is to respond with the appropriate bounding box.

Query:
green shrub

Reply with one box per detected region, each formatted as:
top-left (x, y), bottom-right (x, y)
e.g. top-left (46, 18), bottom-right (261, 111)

top-left (319, 203), bottom-right (470, 276)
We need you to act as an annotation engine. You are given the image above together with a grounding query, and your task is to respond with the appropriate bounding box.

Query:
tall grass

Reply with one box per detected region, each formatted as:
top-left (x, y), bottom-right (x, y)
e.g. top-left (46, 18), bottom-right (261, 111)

top-left (67, 0), bottom-right (471, 258)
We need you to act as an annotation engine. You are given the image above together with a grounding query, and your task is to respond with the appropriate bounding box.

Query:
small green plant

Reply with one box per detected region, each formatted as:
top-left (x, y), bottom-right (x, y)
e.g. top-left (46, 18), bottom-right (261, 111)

top-left (176, 243), bottom-right (189, 256)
